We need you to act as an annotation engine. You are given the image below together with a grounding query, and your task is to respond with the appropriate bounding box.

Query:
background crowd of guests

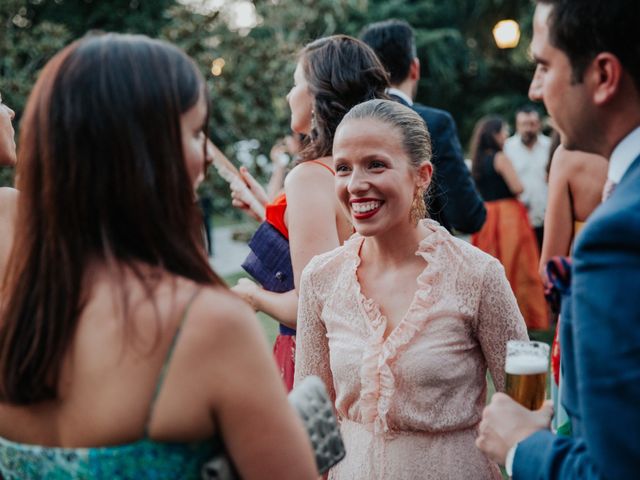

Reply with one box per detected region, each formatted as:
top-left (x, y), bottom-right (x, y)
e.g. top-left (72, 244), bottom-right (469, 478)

top-left (0, 0), bottom-right (638, 478)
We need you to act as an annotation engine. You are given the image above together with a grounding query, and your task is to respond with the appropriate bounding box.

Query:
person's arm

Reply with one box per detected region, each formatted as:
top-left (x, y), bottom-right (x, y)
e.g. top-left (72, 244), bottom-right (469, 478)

top-left (539, 148), bottom-right (574, 277)
top-left (195, 292), bottom-right (318, 479)
top-left (232, 162), bottom-right (340, 327)
top-left (0, 187), bottom-right (18, 279)
top-left (285, 162), bottom-right (341, 290)
top-left (475, 259), bottom-right (529, 392)
top-left (232, 278), bottom-right (298, 328)
top-left (494, 152), bottom-right (524, 196)
top-left (293, 261), bottom-right (336, 402)
top-left (429, 112), bottom-right (486, 234)
top-left (266, 141), bottom-right (289, 201)
top-left (510, 217), bottom-right (640, 479)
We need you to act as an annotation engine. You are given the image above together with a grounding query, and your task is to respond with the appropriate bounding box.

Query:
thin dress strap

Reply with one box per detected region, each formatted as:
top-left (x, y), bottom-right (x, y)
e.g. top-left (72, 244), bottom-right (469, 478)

top-left (143, 288), bottom-right (201, 437)
top-left (306, 159), bottom-right (335, 175)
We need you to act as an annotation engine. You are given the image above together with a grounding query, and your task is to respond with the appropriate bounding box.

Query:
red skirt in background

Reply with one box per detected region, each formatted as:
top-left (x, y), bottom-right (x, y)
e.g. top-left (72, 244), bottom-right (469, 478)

top-left (472, 198), bottom-right (549, 330)
top-left (273, 333), bottom-right (296, 391)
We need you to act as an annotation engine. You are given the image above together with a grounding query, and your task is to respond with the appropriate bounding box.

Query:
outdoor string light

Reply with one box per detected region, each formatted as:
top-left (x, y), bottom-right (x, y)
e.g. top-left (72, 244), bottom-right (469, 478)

top-left (492, 19), bottom-right (520, 49)
top-left (211, 57), bottom-right (226, 76)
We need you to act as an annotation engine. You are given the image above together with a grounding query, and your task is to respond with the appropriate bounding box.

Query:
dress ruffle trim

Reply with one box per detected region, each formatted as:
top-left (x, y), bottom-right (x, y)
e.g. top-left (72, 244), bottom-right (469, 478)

top-left (351, 220), bottom-right (461, 435)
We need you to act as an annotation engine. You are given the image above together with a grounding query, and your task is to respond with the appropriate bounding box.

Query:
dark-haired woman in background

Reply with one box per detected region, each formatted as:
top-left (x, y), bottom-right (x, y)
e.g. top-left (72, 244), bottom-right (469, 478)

top-left (470, 116), bottom-right (548, 330)
top-left (231, 35), bottom-right (389, 390)
top-left (0, 34), bottom-right (316, 479)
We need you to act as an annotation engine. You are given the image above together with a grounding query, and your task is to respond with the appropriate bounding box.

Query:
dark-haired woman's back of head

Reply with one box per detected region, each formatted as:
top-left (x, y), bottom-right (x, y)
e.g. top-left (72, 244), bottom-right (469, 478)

top-left (298, 34), bottom-right (389, 161)
top-left (0, 33), bottom-right (219, 405)
top-left (469, 116), bottom-right (505, 182)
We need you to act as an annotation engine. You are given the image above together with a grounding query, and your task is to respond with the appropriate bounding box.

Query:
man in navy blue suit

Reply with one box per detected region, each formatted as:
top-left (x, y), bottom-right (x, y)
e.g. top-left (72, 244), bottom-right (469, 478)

top-left (477, 0), bottom-right (640, 478)
top-left (360, 20), bottom-right (486, 234)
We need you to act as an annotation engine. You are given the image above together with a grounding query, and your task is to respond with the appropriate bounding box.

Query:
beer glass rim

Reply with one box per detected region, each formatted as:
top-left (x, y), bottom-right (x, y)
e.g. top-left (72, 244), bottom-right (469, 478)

top-left (506, 340), bottom-right (550, 353)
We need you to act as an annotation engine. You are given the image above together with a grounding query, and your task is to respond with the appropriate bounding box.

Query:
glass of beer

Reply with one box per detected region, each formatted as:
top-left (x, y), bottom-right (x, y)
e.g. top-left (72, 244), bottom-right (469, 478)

top-left (505, 340), bottom-right (549, 410)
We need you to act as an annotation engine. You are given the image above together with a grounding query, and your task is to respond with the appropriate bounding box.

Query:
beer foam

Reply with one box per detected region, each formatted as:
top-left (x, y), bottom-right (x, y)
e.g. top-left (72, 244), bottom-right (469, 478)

top-left (505, 355), bottom-right (548, 375)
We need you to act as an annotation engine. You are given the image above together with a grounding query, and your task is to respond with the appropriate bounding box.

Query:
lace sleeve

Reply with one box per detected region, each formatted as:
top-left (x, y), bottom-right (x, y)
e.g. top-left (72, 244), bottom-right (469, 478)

top-left (476, 260), bottom-right (529, 392)
top-left (293, 264), bottom-right (336, 402)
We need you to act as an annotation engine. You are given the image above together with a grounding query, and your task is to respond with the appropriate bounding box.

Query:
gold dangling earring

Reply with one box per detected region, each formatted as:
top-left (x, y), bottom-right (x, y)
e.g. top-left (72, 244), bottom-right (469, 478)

top-left (409, 185), bottom-right (427, 225)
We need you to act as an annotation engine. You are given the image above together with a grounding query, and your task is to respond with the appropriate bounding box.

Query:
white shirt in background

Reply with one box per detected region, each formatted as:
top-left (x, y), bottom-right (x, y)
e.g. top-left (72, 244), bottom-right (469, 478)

top-left (504, 134), bottom-right (551, 228)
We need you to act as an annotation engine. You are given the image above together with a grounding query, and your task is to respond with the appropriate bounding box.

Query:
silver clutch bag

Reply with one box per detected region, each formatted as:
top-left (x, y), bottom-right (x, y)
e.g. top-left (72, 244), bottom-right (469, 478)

top-left (201, 375), bottom-right (346, 479)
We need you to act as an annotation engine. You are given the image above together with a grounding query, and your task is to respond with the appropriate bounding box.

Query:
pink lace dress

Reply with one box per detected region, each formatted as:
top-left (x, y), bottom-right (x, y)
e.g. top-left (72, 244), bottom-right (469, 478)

top-left (294, 220), bottom-right (528, 480)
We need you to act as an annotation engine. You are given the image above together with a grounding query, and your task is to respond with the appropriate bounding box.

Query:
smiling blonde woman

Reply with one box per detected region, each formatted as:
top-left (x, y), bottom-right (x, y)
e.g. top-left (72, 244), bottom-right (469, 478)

top-left (295, 99), bottom-right (528, 480)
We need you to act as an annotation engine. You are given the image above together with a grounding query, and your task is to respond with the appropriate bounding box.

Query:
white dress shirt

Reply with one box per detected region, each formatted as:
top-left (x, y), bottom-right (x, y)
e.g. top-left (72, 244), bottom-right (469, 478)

top-left (504, 134), bottom-right (551, 228)
top-left (608, 125), bottom-right (640, 183)
top-left (387, 87), bottom-right (413, 106)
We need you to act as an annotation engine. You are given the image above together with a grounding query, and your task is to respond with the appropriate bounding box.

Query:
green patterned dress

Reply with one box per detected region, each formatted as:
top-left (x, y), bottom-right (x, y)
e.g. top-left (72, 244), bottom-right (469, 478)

top-left (0, 291), bottom-right (220, 479)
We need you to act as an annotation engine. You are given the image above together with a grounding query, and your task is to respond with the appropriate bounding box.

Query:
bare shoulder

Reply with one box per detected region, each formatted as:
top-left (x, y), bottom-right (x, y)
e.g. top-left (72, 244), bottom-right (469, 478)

top-left (173, 284), bottom-right (272, 373)
top-left (0, 187), bottom-right (18, 201)
top-left (554, 147), bottom-right (606, 175)
top-left (549, 146), bottom-right (580, 178)
top-left (284, 158), bottom-right (334, 191)
top-left (493, 151), bottom-right (510, 170)
top-left (571, 150), bottom-right (608, 177)
top-left (183, 286), bottom-right (259, 341)
top-left (0, 187), bottom-right (18, 216)
top-left (494, 151), bottom-right (508, 163)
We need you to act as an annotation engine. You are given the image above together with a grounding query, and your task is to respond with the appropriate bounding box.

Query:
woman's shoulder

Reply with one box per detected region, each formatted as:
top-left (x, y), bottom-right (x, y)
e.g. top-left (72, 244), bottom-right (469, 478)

top-left (166, 282), bottom-right (268, 370)
top-left (457, 236), bottom-right (501, 270)
top-left (0, 186), bottom-right (18, 199)
top-left (182, 284), bottom-right (255, 334)
top-left (302, 236), bottom-right (359, 281)
top-left (493, 150), bottom-right (508, 167)
top-left (0, 187), bottom-right (18, 216)
top-left (429, 226), bottom-right (499, 276)
top-left (284, 157), bottom-right (334, 188)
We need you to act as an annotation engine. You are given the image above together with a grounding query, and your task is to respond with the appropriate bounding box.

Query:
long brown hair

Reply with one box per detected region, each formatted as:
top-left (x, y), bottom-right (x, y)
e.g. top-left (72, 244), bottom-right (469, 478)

top-left (469, 116), bottom-right (505, 182)
top-left (299, 35), bottom-right (389, 161)
top-left (0, 34), bottom-right (223, 404)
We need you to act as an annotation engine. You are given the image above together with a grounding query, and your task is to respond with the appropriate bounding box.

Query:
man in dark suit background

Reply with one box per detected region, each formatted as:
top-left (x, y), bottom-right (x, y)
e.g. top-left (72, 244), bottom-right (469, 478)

top-left (477, 0), bottom-right (640, 478)
top-left (360, 20), bottom-right (486, 234)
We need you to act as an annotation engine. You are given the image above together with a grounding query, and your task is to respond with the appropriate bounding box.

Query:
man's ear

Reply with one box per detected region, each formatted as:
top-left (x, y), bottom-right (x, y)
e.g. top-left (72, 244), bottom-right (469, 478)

top-left (409, 58), bottom-right (421, 82)
top-left (589, 53), bottom-right (622, 106)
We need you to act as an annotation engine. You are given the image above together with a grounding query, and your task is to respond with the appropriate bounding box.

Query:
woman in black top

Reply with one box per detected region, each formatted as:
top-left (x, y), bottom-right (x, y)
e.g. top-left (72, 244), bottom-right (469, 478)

top-left (469, 116), bottom-right (548, 331)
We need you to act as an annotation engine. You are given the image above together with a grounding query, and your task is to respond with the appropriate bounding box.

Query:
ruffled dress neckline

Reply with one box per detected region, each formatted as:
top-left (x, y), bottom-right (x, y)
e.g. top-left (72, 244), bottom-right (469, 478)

top-left (343, 219), bottom-right (459, 435)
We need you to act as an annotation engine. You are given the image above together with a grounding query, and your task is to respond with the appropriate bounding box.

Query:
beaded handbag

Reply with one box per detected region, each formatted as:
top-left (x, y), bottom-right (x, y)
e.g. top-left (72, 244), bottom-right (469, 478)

top-left (201, 376), bottom-right (345, 479)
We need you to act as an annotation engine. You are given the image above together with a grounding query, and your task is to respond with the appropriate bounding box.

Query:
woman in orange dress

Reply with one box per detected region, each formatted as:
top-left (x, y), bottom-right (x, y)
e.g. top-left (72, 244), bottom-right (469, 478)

top-left (470, 116), bottom-right (548, 330)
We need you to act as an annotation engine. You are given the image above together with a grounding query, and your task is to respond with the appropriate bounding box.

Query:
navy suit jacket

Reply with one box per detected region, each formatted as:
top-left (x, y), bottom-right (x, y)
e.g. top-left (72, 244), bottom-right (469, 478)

top-left (514, 153), bottom-right (640, 479)
top-left (389, 93), bottom-right (486, 234)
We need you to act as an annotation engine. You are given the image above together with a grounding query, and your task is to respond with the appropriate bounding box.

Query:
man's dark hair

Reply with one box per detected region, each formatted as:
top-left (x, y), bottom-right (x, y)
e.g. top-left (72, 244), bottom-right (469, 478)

top-left (516, 104), bottom-right (540, 117)
top-left (359, 19), bottom-right (417, 85)
top-left (537, 0), bottom-right (640, 91)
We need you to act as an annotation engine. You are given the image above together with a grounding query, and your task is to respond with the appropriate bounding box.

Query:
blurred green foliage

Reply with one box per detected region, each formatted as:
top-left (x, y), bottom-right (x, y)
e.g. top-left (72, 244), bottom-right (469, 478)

top-left (0, 0), bottom-right (539, 215)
